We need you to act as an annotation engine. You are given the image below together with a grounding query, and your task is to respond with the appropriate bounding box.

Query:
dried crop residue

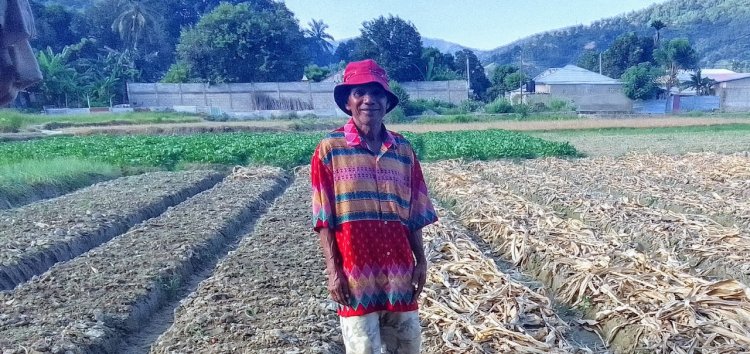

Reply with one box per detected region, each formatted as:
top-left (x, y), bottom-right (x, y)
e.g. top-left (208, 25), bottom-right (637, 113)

top-left (151, 167), bottom-right (343, 354)
top-left (420, 206), bottom-right (605, 353)
top-left (425, 161), bottom-right (750, 353)
top-left (470, 158), bottom-right (750, 286)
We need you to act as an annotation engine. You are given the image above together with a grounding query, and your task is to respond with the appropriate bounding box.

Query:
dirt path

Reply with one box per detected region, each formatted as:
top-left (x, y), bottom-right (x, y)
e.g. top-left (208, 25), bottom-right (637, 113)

top-left (53, 116), bottom-right (750, 136)
top-left (152, 168), bottom-right (343, 353)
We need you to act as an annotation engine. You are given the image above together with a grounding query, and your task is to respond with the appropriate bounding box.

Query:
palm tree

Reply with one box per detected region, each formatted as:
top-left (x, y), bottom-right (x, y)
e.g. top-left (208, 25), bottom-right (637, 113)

top-left (305, 19), bottom-right (334, 53)
top-left (684, 69), bottom-right (717, 96)
top-left (651, 20), bottom-right (666, 46)
top-left (111, 0), bottom-right (155, 51)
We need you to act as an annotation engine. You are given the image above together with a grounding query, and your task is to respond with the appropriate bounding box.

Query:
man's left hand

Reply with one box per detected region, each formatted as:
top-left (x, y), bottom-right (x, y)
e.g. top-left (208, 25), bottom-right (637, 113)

top-left (411, 262), bottom-right (427, 302)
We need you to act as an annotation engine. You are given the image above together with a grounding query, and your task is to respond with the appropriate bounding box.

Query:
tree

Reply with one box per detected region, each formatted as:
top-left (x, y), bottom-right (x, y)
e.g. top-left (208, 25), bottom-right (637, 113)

top-left (356, 15), bottom-right (423, 82)
top-left (35, 46), bottom-right (82, 107)
top-left (421, 47), bottom-right (457, 81)
top-left (651, 20), bottom-right (666, 46)
top-left (621, 62), bottom-right (662, 100)
top-left (304, 19), bottom-right (335, 66)
top-left (600, 32), bottom-right (655, 78)
top-left (454, 49), bottom-right (491, 100)
top-left (487, 64), bottom-right (520, 100)
top-left (304, 64), bottom-right (330, 82)
top-left (684, 69), bottom-right (717, 95)
top-left (577, 50), bottom-right (600, 73)
top-left (29, 2), bottom-right (81, 52)
top-left (112, 0), bottom-right (156, 50)
top-left (334, 39), bottom-right (360, 63)
top-left (175, 2), bottom-right (308, 83)
top-left (655, 38), bottom-right (698, 106)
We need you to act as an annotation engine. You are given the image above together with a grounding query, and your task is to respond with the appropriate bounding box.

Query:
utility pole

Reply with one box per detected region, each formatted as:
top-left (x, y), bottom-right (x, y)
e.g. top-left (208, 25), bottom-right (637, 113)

top-left (466, 55), bottom-right (471, 98)
top-left (599, 52), bottom-right (603, 75)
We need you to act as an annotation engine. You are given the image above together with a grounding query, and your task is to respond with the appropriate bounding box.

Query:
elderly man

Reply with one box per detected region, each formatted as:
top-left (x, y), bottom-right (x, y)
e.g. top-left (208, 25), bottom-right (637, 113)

top-left (1, 0), bottom-right (42, 106)
top-left (311, 59), bottom-right (438, 353)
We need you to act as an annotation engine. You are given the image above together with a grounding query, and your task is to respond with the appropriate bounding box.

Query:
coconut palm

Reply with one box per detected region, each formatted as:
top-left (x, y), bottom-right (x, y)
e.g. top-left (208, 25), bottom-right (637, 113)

top-left (111, 0), bottom-right (155, 51)
top-left (305, 19), bottom-right (334, 53)
top-left (651, 20), bottom-right (666, 46)
top-left (684, 69), bottom-right (717, 96)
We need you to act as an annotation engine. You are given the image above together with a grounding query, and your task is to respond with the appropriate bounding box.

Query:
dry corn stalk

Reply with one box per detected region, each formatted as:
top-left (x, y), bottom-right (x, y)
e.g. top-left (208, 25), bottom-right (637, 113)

top-left (471, 159), bottom-right (750, 286)
top-left (425, 161), bottom-right (750, 353)
top-left (511, 153), bottom-right (750, 230)
top-left (420, 207), bottom-right (585, 353)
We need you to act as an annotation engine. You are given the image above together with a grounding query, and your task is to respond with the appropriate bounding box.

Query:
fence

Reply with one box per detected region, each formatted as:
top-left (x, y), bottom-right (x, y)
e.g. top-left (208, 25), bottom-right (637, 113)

top-left (633, 96), bottom-right (720, 114)
top-left (127, 80), bottom-right (468, 117)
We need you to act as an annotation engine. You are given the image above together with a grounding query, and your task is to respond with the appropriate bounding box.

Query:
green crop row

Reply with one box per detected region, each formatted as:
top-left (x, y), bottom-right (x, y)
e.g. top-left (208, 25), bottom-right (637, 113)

top-left (0, 130), bottom-right (578, 170)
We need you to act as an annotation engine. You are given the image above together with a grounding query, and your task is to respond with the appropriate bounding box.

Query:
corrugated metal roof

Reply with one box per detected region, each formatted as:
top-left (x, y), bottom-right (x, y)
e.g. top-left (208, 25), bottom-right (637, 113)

top-left (534, 65), bottom-right (621, 84)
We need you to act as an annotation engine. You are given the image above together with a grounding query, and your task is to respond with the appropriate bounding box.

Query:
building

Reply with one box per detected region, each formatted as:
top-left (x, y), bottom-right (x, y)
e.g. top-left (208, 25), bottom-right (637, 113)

top-left (712, 73), bottom-right (750, 112)
top-left (526, 65), bottom-right (632, 113)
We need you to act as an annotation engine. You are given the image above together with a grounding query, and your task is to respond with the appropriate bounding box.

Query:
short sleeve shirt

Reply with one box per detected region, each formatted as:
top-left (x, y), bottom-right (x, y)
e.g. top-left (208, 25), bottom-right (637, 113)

top-left (311, 118), bottom-right (438, 317)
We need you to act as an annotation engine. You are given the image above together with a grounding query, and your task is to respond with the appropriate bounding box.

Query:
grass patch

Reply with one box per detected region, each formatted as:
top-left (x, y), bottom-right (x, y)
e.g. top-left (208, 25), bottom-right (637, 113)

top-left (0, 130), bottom-right (579, 170)
top-left (415, 112), bottom-right (580, 124)
top-left (0, 158), bottom-right (121, 206)
top-left (528, 123), bottom-right (750, 135)
top-left (0, 110), bottom-right (203, 132)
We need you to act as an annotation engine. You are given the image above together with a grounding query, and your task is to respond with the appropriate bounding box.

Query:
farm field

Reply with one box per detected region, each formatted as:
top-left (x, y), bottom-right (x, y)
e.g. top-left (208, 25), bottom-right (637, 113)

top-left (0, 125), bottom-right (748, 352)
top-left (424, 152), bottom-right (750, 353)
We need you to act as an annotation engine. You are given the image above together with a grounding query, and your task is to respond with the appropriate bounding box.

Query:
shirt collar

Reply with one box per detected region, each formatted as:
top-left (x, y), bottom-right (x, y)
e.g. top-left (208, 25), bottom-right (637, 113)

top-left (343, 118), bottom-right (396, 149)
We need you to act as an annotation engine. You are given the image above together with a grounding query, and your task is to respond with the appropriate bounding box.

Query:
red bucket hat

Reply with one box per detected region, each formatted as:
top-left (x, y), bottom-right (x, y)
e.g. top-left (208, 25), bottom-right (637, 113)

top-left (334, 59), bottom-right (399, 116)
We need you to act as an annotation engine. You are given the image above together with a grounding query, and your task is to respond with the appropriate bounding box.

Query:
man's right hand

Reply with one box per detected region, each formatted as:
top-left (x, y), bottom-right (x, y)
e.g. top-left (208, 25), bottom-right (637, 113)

top-left (327, 266), bottom-right (351, 306)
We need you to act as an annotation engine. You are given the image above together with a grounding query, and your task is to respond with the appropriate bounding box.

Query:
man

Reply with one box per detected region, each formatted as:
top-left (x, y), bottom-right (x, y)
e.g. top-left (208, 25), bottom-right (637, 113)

top-left (311, 59), bottom-right (438, 354)
top-left (1, 0), bottom-right (43, 106)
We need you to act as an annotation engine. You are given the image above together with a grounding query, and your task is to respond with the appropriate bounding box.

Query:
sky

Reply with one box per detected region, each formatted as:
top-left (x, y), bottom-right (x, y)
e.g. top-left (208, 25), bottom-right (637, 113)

top-left (282, 0), bottom-right (670, 51)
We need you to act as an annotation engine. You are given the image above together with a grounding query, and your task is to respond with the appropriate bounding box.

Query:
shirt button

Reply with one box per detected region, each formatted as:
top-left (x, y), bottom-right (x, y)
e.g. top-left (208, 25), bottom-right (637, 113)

top-left (387, 252), bottom-right (391, 255)
top-left (384, 221), bottom-right (388, 225)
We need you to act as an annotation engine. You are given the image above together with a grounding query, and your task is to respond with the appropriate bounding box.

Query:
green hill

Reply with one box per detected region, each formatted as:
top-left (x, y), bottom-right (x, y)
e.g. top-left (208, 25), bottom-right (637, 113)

top-left (480, 0), bottom-right (750, 75)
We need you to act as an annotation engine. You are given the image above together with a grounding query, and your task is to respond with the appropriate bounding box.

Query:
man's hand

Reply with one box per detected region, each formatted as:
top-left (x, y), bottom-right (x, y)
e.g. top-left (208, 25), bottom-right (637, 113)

top-left (411, 261), bottom-right (427, 302)
top-left (327, 265), bottom-right (351, 306)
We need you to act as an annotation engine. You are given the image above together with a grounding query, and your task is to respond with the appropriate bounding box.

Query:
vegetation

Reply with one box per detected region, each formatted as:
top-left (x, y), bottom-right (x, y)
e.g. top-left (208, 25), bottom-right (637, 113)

top-left (174, 2), bottom-right (308, 83)
top-left (0, 158), bottom-right (120, 203)
top-left (0, 111), bottom-right (201, 132)
top-left (0, 131), bottom-right (579, 170)
top-left (481, 0), bottom-right (750, 73)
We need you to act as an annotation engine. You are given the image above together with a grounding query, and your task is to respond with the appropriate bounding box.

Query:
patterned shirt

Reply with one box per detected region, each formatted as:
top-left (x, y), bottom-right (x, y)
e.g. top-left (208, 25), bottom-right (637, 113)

top-left (311, 118), bottom-right (438, 317)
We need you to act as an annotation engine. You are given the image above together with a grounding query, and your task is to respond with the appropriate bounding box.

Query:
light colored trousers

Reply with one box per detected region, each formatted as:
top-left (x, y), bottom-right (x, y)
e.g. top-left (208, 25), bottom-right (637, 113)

top-left (340, 310), bottom-right (421, 354)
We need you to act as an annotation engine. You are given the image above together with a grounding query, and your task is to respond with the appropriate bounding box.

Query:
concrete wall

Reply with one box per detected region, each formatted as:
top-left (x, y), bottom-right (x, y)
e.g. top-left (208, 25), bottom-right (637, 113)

top-left (716, 77), bottom-right (750, 112)
top-left (546, 83), bottom-right (632, 112)
top-left (127, 80), bottom-right (468, 116)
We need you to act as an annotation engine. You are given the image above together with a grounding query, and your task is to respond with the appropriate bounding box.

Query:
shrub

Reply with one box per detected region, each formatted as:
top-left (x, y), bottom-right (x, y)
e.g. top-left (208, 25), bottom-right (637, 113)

top-left (385, 106), bottom-right (412, 123)
top-left (389, 80), bottom-right (410, 109)
top-left (549, 99), bottom-right (574, 112)
top-left (404, 99), bottom-right (456, 116)
top-left (513, 103), bottom-right (531, 118)
top-left (484, 98), bottom-right (513, 114)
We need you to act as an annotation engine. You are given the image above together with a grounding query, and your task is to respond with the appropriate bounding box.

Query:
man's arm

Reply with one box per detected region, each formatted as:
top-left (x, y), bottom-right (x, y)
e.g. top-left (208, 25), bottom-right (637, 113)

top-left (408, 228), bottom-right (427, 301)
top-left (318, 228), bottom-right (350, 305)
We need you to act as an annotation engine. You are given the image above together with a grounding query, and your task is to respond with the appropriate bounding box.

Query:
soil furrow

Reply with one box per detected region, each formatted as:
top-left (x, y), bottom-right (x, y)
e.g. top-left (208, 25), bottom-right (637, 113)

top-left (151, 167), bottom-right (343, 354)
top-left (0, 171), bottom-right (288, 353)
top-left (0, 170), bottom-right (225, 291)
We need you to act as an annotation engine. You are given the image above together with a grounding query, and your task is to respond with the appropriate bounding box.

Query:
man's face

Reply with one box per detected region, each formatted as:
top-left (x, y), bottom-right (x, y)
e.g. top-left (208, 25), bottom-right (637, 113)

top-left (346, 83), bottom-right (389, 128)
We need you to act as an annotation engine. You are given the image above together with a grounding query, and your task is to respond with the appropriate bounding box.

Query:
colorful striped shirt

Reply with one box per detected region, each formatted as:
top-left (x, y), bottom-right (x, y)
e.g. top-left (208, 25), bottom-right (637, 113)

top-left (311, 118), bottom-right (438, 317)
